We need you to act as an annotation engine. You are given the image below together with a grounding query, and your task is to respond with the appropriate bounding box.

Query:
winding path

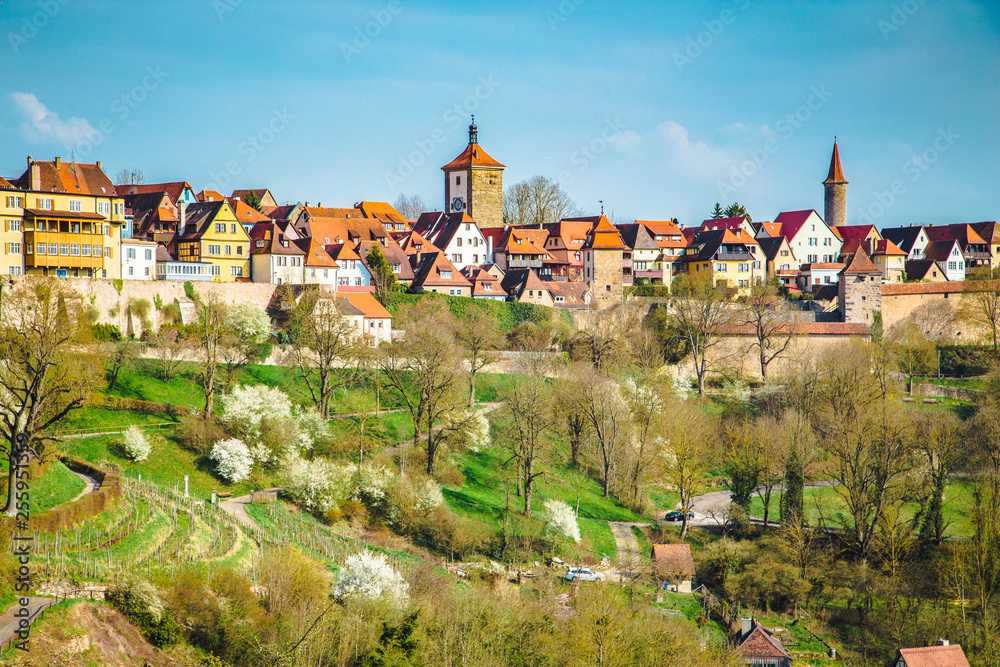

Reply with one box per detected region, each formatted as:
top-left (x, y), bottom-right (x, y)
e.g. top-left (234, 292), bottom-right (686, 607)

top-left (69, 470), bottom-right (101, 503)
top-left (607, 522), bottom-right (646, 582)
top-left (219, 493), bottom-right (262, 531)
top-left (0, 597), bottom-right (56, 651)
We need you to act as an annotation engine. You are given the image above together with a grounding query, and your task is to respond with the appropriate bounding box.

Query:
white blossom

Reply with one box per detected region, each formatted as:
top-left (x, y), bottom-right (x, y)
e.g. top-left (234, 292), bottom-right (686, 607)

top-left (122, 426), bottom-right (151, 462)
top-left (210, 438), bottom-right (253, 483)
top-left (543, 498), bottom-right (581, 543)
top-left (338, 550), bottom-right (409, 605)
top-left (467, 411), bottom-right (492, 451)
top-left (220, 385), bottom-right (294, 442)
top-left (412, 479), bottom-right (444, 514)
top-left (281, 454), bottom-right (353, 512)
top-left (226, 303), bottom-right (270, 342)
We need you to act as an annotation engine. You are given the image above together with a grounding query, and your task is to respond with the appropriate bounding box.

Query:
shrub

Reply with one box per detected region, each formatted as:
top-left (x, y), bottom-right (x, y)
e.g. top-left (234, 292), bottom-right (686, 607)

top-left (183, 281), bottom-right (196, 301)
top-left (106, 579), bottom-right (183, 648)
top-left (220, 384), bottom-right (294, 442)
top-left (91, 322), bottom-right (123, 342)
top-left (122, 426), bottom-right (151, 462)
top-left (176, 414), bottom-right (227, 455)
top-left (543, 498), bottom-right (581, 543)
top-left (209, 439), bottom-right (253, 484)
top-left (226, 303), bottom-right (270, 342)
top-left (337, 550), bottom-right (409, 605)
top-left (280, 455), bottom-right (353, 512)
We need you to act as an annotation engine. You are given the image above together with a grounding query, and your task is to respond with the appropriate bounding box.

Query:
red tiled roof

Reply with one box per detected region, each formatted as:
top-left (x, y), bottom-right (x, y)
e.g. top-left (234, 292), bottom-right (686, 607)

top-left (0, 176), bottom-right (16, 190)
top-left (925, 223), bottom-right (988, 247)
top-left (722, 322), bottom-right (872, 336)
top-left (774, 209), bottom-right (824, 241)
top-left (410, 252), bottom-right (472, 288)
top-left (801, 262), bottom-right (845, 270)
top-left (393, 229), bottom-right (440, 255)
top-left (882, 282), bottom-right (976, 296)
top-left (292, 237), bottom-right (339, 268)
top-left (116, 181), bottom-right (193, 202)
top-left (651, 544), bottom-right (695, 576)
top-left (734, 620), bottom-right (792, 660)
top-left (230, 198), bottom-right (271, 225)
top-left (897, 644), bottom-right (970, 667)
top-left (841, 247), bottom-right (882, 275)
top-left (700, 217), bottom-right (748, 231)
top-left (824, 140), bottom-right (848, 184)
top-left (441, 143), bottom-right (506, 170)
top-left (17, 159), bottom-right (116, 197)
top-left (582, 216), bottom-right (627, 250)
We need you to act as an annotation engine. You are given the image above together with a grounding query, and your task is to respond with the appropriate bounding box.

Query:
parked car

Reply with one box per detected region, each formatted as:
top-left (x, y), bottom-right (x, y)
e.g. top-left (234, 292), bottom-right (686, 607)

top-left (565, 567), bottom-right (605, 582)
top-left (664, 510), bottom-right (694, 522)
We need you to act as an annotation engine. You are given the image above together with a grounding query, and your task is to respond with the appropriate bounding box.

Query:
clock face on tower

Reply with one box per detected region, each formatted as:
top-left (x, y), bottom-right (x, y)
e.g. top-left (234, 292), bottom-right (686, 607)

top-left (452, 197), bottom-right (465, 212)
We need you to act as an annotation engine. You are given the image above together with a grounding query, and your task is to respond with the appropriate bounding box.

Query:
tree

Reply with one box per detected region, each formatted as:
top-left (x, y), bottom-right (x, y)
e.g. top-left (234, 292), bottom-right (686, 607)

top-left (501, 375), bottom-right (557, 516)
top-left (888, 321), bottom-right (935, 394)
top-left (555, 368), bottom-right (590, 467)
top-left (243, 190), bottom-right (263, 212)
top-left (722, 419), bottom-right (765, 509)
top-left (723, 202), bottom-right (752, 222)
top-left (115, 167), bottom-right (145, 185)
top-left (912, 411), bottom-right (963, 547)
top-left (194, 294), bottom-right (227, 419)
top-left (502, 176), bottom-right (580, 227)
top-left (668, 277), bottom-right (738, 396)
top-left (623, 377), bottom-right (668, 510)
top-left (740, 282), bottom-right (795, 381)
top-left (105, 339), bottom-right (141, 390)
top-left (288, 290), bottom-right (363, 420)
top-left (571, 304), bottom-right (632, 373)
top-left (0, 280), bottom-right (105, 515)
top-left (379, 300), bottom-right (465, 476)
top-left (219, 303), bottom-right (271, 391)
top-left (711, 203), bottom-right (724, 219)
top-left (148, 325), bottom-right (187, 382)
top-left (392, 193), bottom-right (427, 221)
top-left (366, 245), bottom-right (399, 305)
top-left (658, 398), bottom-right (715, 539)
top-left (960, 278), bottom-right (1000, 352)
top-left (457, 308), bottom-right (502, 410)
top-left (576, 370), bottom-right (631, 499)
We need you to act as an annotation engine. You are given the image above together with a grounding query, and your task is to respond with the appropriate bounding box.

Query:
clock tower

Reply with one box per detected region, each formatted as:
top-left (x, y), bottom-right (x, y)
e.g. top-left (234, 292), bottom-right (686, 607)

top-left (442, 117), bottom-right (506, 228)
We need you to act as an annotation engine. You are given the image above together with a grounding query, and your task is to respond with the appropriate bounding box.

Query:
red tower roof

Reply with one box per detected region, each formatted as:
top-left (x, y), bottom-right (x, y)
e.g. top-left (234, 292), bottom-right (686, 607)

top-left (824, 140), bottom-right (848, 185)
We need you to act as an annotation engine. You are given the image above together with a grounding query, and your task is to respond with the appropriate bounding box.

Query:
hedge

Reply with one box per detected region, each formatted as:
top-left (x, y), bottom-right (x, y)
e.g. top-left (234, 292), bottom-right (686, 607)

top-left (382, 292), bottom-right (572, 334)
top-left (0, 457), bottom-right (121, 533)
top-left (88, 394), bottom-right (182, 416)
top-left (936, 345), bottom-right (998, 377)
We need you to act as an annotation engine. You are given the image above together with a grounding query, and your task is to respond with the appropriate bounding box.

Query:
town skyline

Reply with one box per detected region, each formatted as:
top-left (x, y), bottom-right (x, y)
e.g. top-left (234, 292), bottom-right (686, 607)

top-left (1, 1), bottom-right (997, 228)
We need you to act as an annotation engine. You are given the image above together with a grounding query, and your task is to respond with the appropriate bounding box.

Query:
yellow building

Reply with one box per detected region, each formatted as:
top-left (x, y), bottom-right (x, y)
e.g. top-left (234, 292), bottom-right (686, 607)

top-left (176, 201), bottom-right (251, 281)
top-left (10, 157), bottom-right (125, 279)
top-left (675, 228), bottom-right (758, 292)
top-left (0, 178), bottom-right (25, 276)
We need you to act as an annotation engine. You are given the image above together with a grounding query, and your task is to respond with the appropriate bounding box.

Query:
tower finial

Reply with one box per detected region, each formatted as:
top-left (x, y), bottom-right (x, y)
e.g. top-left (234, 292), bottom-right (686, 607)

top-left (469, 115), bottom-right (478, 145)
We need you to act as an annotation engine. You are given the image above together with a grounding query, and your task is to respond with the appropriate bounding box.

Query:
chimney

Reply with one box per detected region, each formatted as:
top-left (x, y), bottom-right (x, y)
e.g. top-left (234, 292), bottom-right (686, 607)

top-left (317, 202), bottom-right (322, 208)
top-left (179, 201), bottom-right (187, 228)
top-left (54, 156), bottom-right (61, 168)
top-left (934, 639), bottom-right (950, 646)
top-left (741, 618), bottom-right (753, 638)
top-left (96, 161), bottom-right (102, 171)
top-left (305, 202), bottom-right (310, 207)
top-left (30, 162), bottom-right (41, 191)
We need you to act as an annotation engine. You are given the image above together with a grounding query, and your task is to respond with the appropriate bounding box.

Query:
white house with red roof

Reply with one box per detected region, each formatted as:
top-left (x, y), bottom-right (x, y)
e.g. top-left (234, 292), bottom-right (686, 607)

top-left (773, 209), bottom-right (842, 266)
top-left (326, 243), bottom-right (372, 291)
top-left (412, 211), bottom-right (491, 271)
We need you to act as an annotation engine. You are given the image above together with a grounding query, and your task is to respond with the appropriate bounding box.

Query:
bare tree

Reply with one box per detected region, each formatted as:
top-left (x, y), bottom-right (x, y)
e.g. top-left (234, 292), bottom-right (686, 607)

top-left (623, 376), bottom-right (668, 510)
top-left (960, 279), bottom-right (1000, 351)
top-left (194, 294), bottom-right (227, 418)
top-left (668, 277), bottom-right (738, 396)
top-left (456, 308), bottom-right (502, 409)
top-left (105, 339), bottom-right (141, 390)
top-left (115, 167), bottom-right (145, 186)
top-left (502, 176), bottom-right (579, 227)
top-left (288, 290), bottom-right (363, 420)
top-left (740, 282), bottom-right (795, 381)
top-left (576, 369), bottom-right (631, 499)
top-left (148, 325), bottom-right (187, 382)
top-left (658, 398), bottom-right (715, 540)
top-left (888, 321), bottom-right (936, 394)
top-left (555, 367), bottom-right (590, 467)
top-left (392, 193), bottom-right (427, 221)
top-left (0, 280), bottom-right (105, 515)
top-left (500, 375), bottom-right (557, 516)
top-left (912, 410), bottom-right (963, 546)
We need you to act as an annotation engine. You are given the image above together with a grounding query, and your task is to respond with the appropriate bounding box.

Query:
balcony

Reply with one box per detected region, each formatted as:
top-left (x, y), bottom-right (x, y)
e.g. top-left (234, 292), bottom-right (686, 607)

top-left (715, 252), bottom-right (752, 261)
top-left (24, 231), bottom-right (105, 269)
top-left (634, 269), bottom-right (663, 279)
top-left (506, 259), bottom-right (544, 269)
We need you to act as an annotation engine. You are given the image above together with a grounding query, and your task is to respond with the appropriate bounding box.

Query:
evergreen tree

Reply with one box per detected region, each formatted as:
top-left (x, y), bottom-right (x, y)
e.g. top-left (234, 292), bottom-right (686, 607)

top-left (366, 245), bottom-right (398, 305)
top-left (243, 190), bottom-right (263, 212)
top-left (723, 202), bottom-right (752, 222)
top-left (711, 203), bottom-right (724, 219)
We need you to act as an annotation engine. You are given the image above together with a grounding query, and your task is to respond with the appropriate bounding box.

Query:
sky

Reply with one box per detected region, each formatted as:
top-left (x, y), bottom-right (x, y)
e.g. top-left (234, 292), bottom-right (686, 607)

top-left (0, 0), bottom-right (997, 228)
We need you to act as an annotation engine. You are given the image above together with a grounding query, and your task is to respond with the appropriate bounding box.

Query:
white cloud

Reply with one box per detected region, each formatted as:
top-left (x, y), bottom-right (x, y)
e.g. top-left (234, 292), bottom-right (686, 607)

top-left (609, 129), bottom-right (641, 150)
top-left (10, 92), bottom-right (97, 147)
top-left (654, 120), bottom-right (743, 179)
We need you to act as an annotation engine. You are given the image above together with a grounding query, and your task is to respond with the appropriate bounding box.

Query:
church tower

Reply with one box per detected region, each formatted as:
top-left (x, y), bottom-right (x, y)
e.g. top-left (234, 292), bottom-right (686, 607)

top-left (824, 139), bottom-right (848, 227)
top-left (442, 117), bottom-right (505, 228)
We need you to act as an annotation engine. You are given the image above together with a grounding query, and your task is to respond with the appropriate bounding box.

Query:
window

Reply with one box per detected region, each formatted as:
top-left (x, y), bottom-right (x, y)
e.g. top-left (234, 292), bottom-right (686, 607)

top-left (105, 247), bottom-right (112, 258)
top-left (465, 224), bottom-right (470, 231)
top-left (354, 277), bottom-right (361, 286)
top-left (8, 242), bottom-right (20, 254)
top-left (37, 198), bottom-right (53, 210)
top-left (230, 224), bottom-right (236, 235)
top-left (93, 245), bottom-right (102, 256)
top-left (236, 246), bottom-right (243, 255)
top-left (451, 254), bottom-right (461, 263)
top-left (780, 250), bottom-right (788, 256)
top-left (8, 220), bottom-right (20, 232)
top-left (449, 289), bottom-right (456, 296)
top-left (456, 176), bottom-right (461, 185)
top-left (440, 270), bottom-right (452, 279)
top-left (225, 245), bottom-right (232, 255)
top-left (37, 244), bottom-right (45, 256)
top-left (25, 243), bottom-right (32, 255)
top-left (127, 248), bottom-right (136, 259)
top-left (5, 196), bottom-right (23, 208)
top-left (70, 244), bottom-right (80, 256)
top-left (230, 266), bottom-right (243, 277)
top-left (144, 267), bottom-right (150, 276)
top-left (456, 238), bottom-right (463, 247)
top-left (215, 223), bottom-right (225, 233)
top-left (97, 201), bottom-right (111, 215)
top-left (208, 244), bottom-right (221, 255)
top-left (948, 261), bottom-right (956, 270)
top-left (8, 266), bottom-right (20, 276)
top-left (69, 200), bottom-right (82, 212)
top-left (555, 296), bottom-right (565, 303)
top-left (59, 244), bottom-right (69, 256)
top-left (81, 245), bottom-right (90, 257)
top-left (145, 249), bottom-right (152, 260)
top-left (715, 262), bottom-right (726, 272)
top-left (128, 266), bottom-right (134, 276)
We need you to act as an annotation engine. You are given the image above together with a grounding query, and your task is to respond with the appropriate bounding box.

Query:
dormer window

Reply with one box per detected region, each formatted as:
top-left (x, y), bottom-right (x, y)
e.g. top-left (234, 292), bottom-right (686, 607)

top-left (440, 270), bottom-right (451, 279)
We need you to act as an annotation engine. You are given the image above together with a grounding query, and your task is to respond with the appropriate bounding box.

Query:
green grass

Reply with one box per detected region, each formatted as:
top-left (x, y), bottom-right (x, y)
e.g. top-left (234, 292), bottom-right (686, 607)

top-left (745, 481), bottom-right (977, 537)
top-left (59, 433), bottom-right (261, 499)
top-left (913, 376), bottom-right (988, 391)
top-left (29, 461), bottom-right (86, 514)
top-left (632, 526), bottom-right (651, 564)
top-left (55, 408), bottom-right (176, 433)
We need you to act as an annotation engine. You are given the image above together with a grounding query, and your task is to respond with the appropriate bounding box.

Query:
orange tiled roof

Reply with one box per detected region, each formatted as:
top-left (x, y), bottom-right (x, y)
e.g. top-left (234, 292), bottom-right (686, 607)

top-left (17, 159), bottom-right (115, 197)
top-left (197, 190), bottom-right (226, 202)
top-left (230, 198), bottom-right (271, 224)
top-left (441, 143), bottom-right (506, 171)
top-left (357, 201), bottom-right (409, 224)
top-left (339, 291), bottom-right (392, 320)
top-left (582, 216), bottom-right (627, 250)
top-left (824, 140), bottom-right (848, 184)
top-left (897, 644), bottom-right (970, 667)
top-left (293, 237), bottom-right (339, 268)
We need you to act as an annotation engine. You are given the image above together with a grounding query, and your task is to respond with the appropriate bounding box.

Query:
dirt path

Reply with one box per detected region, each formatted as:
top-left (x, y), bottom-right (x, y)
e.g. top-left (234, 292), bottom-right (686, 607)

top-left (69, 470), bottom-right (101, 503)
top-left (0, 596), bottom-right (56, 649)
top-left (607, 522), bottom-right (645, 582)
top-left (219, 494), bottom-right (260, 531)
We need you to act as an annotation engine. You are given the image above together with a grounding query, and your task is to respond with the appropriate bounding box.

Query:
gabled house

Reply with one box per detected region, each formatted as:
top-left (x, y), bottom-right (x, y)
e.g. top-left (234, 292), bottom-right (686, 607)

top-left (412, 211), bottom-right (491, 270)
top-left (867, 238), bottom-right (907, 282)
top-left (772, 209), bottom-right (842, 265)
top-left (921, 239), bottom-right (966, 281)
top-left (501, 268), bottom-right (553, 306)
top-left (894, 641), bottom-right (970, 667)
top-left (580, 216), bottom-right (627, 303)
top-left (652, 544), bottom-right (695, 593)
top-left (730, 618), bottom-right (792, 667)
top-left (617, 223), bottom-right (665, 285)
top-left (882, 225), bottom-right (931, 261)
top-left (357, 201), bottom-right (410, 231)
top-left (117, 181), bottom-right (197, 208)
top-left (701, 216), bottom-right (756, 238)
top-left (326, 243), bottom-right (372, 291)
top-left (925, 224), bottom-right (991, 271)
top-left (638, 219), bottom-right (687, 270)
top-left (293, 236), bottom-right (339, 287)
top-left (547, 281), bottom-right (592, 308)
top-left (409, 251), bottom-right (472, 296)
top-left (176, 200), bottom-right (251, 281)
top-left (358, 239), bottom-right (414, 287)
top-left (796, 262), bottom-right (845, 293)
top-left (757, 236), bottom-right (796, 280)
top-left (675, 228), bottom-right (758, 291)
top-left (970, 220), bottom-right (1000, 270)
top-left (121, 190), bottom-right (178, 243)
top-left (904, 259), bottom-right (950, 283)
top-left (491, 227), bottom-right (552, 273)
top-left (121, 238), bottom-right (157, 280)
top-left (338, 291), bottom-right (393, 345)
top-left (461, 265), bottom-right (505, 300)
top-left (249, 221), bottom-right (306, 285)
top-left (832, 223), bottom-right (881, 256)
top-left (541, 218), bottom-right (592, 280)
top-left (231, 188), bottom-right (278, 214)
top-left (393, 229), bottom-right (440, 257)
top-left (230, 198), bottom-right (272, 233)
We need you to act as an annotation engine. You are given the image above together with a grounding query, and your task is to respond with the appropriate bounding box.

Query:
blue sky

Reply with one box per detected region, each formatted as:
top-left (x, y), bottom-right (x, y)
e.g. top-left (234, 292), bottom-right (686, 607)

top-left (1, 0), bottom-right (997, 228)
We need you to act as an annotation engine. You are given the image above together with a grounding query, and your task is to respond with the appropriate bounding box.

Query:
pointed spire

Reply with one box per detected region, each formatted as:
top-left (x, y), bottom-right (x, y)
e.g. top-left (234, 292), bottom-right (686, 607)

top-left (469, 115), bottom-right (478, 145)
top-left (824, 138), bottom-right (848, 185)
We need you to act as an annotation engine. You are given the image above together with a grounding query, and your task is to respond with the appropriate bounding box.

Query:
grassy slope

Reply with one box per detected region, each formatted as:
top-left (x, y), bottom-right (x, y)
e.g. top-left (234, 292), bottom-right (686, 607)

top-left (31, 460), bottom-right (87, 513)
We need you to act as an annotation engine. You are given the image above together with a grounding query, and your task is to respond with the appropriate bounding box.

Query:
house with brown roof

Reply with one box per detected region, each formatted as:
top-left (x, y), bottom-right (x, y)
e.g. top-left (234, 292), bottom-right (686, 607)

top-left (461, 265), bottom-right (505, 300)
top-left (920, 239), bottom-right (965, 281)
top-left (925, 223), bottom-right (991, 270)
top-left (13, 156), bottom-right (126, 279)
top-left (675, 228), bottom-right (759, 292)
top-left (651, 544), bottom-right (696, 593)
top-left (230, 198), bottom-right (272, 232)
top-left (492, 227), bottom-right (553, 273)
top-left (231, 188), bottom-right (278, 214)
top-left (293, 236), bottom-right (339, 287)
top-left (757, 236), bottom-right (797, 280)
top-left (970, 220), bottom-right (1000, 269)
top-left (617, 223), bottom-right (666, 286)
top-left (250, 221), bottom-right (306, 285)
top-left (122, 191), bottom-right (179, 247)
top-left (731, 618), bottom-right (792, 667)
top-left (578, 216), bottom-right (627, 304)
top-left (541, 218), bottom-right (591, 280)
top-left (501, 268), bottom-right (554, 306)
top-left (903, 259), bottom-right (949, 283)
top-left (358, 239), bottom-right (414, 287)
top-left (176, 200), bottom-right (251, 281)
top-left (894, 641), bottom-right (970, 667)
top-left (409, 251), bottom-right (472, 296)
top-left (117, 181), bottom-right (198, 208)
top-left (547, 281), bottom-right (592, 308)
top-left (412, 211), bottom-right (491, 270)
top-left (393, 229), bottom-right (440, 257)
